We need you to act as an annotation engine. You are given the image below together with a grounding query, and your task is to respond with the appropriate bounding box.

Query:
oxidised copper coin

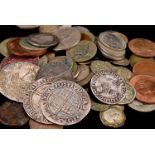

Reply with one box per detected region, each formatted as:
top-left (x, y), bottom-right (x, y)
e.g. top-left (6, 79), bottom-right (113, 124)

top-left (128, 38), bottom-right (155, 57)
top-left (7, 38), bottom-right (47, 57)
top-left (41, 80), bottom-right (91, 125)
top-left (133, 61), bottom-right (155, 76)
top-left (129, 75), bottom-right (155, 104)
top-left (0, 101), bottom-right (29, 126)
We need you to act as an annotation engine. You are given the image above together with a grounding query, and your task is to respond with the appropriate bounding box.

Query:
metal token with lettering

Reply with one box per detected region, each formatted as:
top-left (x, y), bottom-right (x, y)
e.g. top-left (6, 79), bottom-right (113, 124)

top-left (90, 71), bottom-right (126, 104)
top-left (41, 80), bottom-right (91, 125)
top-left (0, 62), bottom-right (39, 102)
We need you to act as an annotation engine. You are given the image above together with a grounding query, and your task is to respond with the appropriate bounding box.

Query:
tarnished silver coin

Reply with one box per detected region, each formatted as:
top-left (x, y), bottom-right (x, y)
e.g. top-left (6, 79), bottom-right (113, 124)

top-left (99, 107), bottom-right (126, 128)
top-left (90, 71), bottom-right (126, 104)
top-left (16, 25), bottom-right (40, 29)
top-left (128, 100), bottom-right (155, 112)
top-left (53, 27), bottom-right (81, 51)
top-left (0, 62), bottom-right (39, 102)
top-left (41, 80), bottom-right (91, 125)
top-left (27, 33), bottom-right (58, 47)
top-left (23, 77), bottom-right (61, 124)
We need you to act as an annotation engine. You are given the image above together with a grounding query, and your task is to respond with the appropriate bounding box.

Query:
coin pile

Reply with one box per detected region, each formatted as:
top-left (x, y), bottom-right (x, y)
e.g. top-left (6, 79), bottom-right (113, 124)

top-left (0, 25), bottom-right (155, 128)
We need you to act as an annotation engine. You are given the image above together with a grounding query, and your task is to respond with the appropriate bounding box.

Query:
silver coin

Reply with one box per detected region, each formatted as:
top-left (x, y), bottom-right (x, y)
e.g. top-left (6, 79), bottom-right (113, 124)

top-left (90, 71), bottom-right (126, 104)
top-left (41, 80), bottom-right (91, 125)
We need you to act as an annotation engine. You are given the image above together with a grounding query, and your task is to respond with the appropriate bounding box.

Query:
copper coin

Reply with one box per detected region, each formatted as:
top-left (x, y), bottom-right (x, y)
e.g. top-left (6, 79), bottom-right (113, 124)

top-left (0, 62), bottom-right (39, 102)
top-left (7, 38), bottom-right (47, 57)
top-left (29, 119), bottom-right (63, 129)
top-left (128, 38), bottom-right (155, 57)
top-left (90, 71), bottom-right (126, 104)
top-left (0, 55), bottom-right (39, 69)
top-left (0, 101), bottom-right (29, 126)
top-left (23, 77), bottom-right (61, 124)
top-left (133, 61), bottom-right (155, 76)
top-left (129, 75), bottom-right (155, 104)
top-left (41, 80), bottom-right (91, 125)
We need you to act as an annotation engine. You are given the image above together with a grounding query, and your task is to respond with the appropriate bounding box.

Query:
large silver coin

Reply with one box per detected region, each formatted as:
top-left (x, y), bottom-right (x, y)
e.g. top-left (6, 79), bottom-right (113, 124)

top-left (41, 80), bottom-right (91, 125)
top-left (23, 77), bottom-right (61, 124)
top-left (90, 71), bottom-right (126, 104)
top-left (0, 62), bottom-right (39, 102)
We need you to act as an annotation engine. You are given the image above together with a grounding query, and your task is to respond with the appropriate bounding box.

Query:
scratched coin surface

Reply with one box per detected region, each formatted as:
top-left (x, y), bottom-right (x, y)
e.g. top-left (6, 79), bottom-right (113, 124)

top-left (29, 119), bottom-right (63, 129)
top-left (90, 71), bottom-right (126, 104)
top-left (23, 77), bottom-right (61, 124)
top-left (0, 62), bottom-right (39, 102)
top-left (66, 40), bottom-right (97, 62)
top-left (0, 101), bottom-right (29, 126)
top-left (41, 80), bottom-right (91, 125)
top-left (128, 100), bottom-right (155, 113)
top-left (53, 27), bottom-right (81, 51)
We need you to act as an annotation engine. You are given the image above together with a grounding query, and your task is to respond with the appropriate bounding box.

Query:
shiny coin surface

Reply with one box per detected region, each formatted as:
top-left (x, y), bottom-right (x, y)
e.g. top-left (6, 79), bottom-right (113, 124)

top-left (111, 58), bottom-right (130, 66)
top-left (128, 100), bottom-right (155, 112)
top-left (91, 71), bottom-right (126, 104)
top-left (23, 77), bottom-right (61, 124)
top-left (53, 28), bottom-right (81, 51)
top-left (0, 101), bottom-right (29, 126)
top-left (99, 107), bottom-right (126, 128)
top-left (29, 119), bottom-right (63, 129)
top-left (128, 38), bottom-right (155, 57)
top-left (41, 80), bottom-right (91, 125)
top-left (0, 62), bottom-right (39, 102)
top-left (129, 75), bottom-right (155, 104)
top-left (66, 40), bottom-right (97, 62)
top-left (27, 33), bottom-right (58, 47)
top-left (16, 25), bottom-right (40, 29)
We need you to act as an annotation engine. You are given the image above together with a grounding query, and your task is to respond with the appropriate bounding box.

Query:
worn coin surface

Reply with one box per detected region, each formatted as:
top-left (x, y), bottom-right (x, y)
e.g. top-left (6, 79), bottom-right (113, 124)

top-left (53, 27), bottom-right (81, 51)
top-left (39, 25), bottom-right (60, 33)
top-left (110, 105), bottom-right (125, 111)
top-left (129, 75), bottom-right (155, 104)
top-left (128, 100), bottom-right (155, 112)
top-left (111, 58), bottom-right (130, 66)
top-left (0, 101), bottom-right (29, 126)
top-left (0, 62), bottom-right (39, 102)
top-left (91, 71), bottom-right (126, 104)
top-left (66, 40), bottom-right (97, 62)
top-left (29, 119), bottom-right (63, 129)
top-left (41, 80), bottom-right (91, 125)
top-left (99, 107), bottom-right (126, 128)
top-left (23, 77), bottom-right (61, 124)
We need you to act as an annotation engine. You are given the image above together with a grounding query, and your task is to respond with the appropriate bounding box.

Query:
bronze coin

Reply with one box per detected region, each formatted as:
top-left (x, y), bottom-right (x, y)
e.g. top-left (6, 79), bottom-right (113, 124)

top-left (133, 61), bottom-right (155, 76)
top-left (128, 38), bottom-right (155, 57)
top-left (7, 38), bottom-right (47, 57)
top-left (0, 101), bottom-right (29, 126)
top-left (129, 75), bottom-right (155, 104)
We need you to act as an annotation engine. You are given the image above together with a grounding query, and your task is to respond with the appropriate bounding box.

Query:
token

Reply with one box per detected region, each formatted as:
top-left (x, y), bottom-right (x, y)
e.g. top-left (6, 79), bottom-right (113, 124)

top-left (66, 40), bottom-right (97, 62)
top-left (129, 75), bottom-right (155, 104)
top-left (16, 25), bottom-right (40, 29)
top-left (99, 107), bottom-right (126, 128)
top-left (27, 33), bottom-right (59, 48)
top-left (0, 101), bottom-right (29, 126)
top-left (128, 38), bottom-right (155, 57)
top-left (0, 62), bottom-right (39, 102)
top-left (128, 100), bottom-right (155, 112)
top-left (90, 71), bottom-right (126, 104)
top-left (41, 80), bottom-right (91, 125)
top-left (53, 28), bottom-right (81, 51)
top-left (29, 119), bottom-right (63, 129)
top-left (23, 77), bottom-right (61, 124)
top-left (111, 58), bottom-right (130, 66)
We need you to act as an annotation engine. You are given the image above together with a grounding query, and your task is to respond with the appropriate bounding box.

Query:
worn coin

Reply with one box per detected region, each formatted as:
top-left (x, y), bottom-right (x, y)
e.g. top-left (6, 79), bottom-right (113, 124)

top-left (53, 27), bottom-right (81, 51)
top-left (66, 40), bottom-right (97, 62)
top-left (39, 25), bottom-right (60, 33)
top-left (41, 80), bottom-right (91, 125)
top-left (110, 105), bottom-right (125, 111)
top-left (0, 62), bottom-right (39, 102)
top-left (29, 119), bottom-right (63, 129)
top-left (0, 101), bottom-right (29, 126)
top-left (128, 100), bottom-right (155, 113)
top-left (99, 107), bottom-right (126, 128)
top-left (111, 58), bottom-right (130, 66)
top-left (113, 31), bottom-right (128, 43)
top-left (16, 25), bottom-right (40, 29)
top-left (23, 77), bottom-right (61, 124)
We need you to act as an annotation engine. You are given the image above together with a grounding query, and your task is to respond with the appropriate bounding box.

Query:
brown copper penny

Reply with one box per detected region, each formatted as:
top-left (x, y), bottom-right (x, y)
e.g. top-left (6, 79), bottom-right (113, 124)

top-left (133, 61), bottom-right (155, 77)
top-left (128, 38), bottom-right (155, 57)
top-left (0, 101), bottom-right (29, 126)
top-left (7, 38), bottom-right (47, 57)
top-left (129, 75), bottom-right (155, 104)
